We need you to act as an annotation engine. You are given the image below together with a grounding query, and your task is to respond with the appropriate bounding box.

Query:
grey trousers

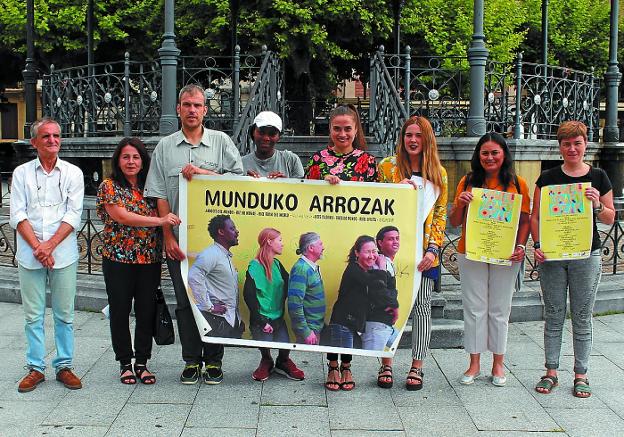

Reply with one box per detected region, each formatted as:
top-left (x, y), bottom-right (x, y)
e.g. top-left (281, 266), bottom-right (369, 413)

top-left (539, 250), bottom-right (602, 374)
top-left (458, 254), bottom-right (521, 354)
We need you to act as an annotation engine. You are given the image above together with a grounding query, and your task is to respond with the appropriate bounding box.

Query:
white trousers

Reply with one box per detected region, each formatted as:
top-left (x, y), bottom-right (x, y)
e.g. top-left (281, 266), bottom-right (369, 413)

top-left (458, 254), bottom-right (520, 354)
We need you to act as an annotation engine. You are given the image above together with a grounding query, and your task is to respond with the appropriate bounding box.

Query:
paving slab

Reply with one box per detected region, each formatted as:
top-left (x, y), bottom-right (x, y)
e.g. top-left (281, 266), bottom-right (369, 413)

top-left (181, 427), bottom-right (256, 437)
top-left (258, 406), bottom-right (330, 437)
top-left (106, 402), bottom-right (191, 436)
top-left (327, 388), bottom-right (403, 431)
top-left (546, 407), bottom-right (624, 436)
top-left (399, 405), bottom-right (478, 436)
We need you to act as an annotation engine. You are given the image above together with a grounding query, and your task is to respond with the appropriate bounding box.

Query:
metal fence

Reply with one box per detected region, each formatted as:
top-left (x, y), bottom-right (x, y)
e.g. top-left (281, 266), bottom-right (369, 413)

top-left (42, 47), bottom-right (277, 139)
top-left (1, 207), bottom-right (623, 282)
top-left (366, 47), bottom-right (600, 153)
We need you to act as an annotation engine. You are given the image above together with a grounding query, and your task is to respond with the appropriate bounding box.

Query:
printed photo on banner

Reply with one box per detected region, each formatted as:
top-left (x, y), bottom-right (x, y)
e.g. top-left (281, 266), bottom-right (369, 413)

top-left (465, 188), bottom-right (522, 265)
top-left (179, 175), bottom-right (422, 358)
top-left (539, 182), bottom-right (593, 260)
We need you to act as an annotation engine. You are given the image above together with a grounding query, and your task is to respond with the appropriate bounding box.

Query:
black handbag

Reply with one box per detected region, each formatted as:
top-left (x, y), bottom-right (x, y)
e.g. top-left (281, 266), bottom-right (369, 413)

top-left (153, 287), bottom-right (175, 345)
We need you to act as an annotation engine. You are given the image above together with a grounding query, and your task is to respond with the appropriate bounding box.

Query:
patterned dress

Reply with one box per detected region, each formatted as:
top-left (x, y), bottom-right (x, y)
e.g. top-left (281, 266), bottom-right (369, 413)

top-left (305, 147), bottom-right (378, 182)
top-left (96, 178), bottom-right (162, 264)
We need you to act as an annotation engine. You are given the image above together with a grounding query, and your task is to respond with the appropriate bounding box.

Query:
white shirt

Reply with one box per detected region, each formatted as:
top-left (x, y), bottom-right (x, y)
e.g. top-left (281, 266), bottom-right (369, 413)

top-left (9, 157), bottom-right (84, 269)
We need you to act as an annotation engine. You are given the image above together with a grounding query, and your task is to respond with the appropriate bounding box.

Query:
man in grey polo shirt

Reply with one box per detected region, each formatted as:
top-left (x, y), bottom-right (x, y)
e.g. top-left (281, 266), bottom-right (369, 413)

top-left (242, 111), bottom-right (304, 179)
top-left (187, 215), bottom-right (243, 384)
top-left (144, 84), bottom-right (243, 385)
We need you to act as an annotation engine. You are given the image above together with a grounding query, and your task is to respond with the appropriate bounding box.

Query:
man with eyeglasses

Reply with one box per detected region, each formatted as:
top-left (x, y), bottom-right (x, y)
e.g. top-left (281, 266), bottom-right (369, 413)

top-left (242, 111), bottom-right (304, 179)
top-left (9, 117), bottom-right (84, 393)
top-left (144, 84), bottom-right (243, 385)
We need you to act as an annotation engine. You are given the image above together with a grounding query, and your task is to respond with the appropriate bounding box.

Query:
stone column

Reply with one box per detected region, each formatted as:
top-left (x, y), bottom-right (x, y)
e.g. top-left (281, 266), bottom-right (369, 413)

top-left (158, 0), bottom-right (181, 135)
top-left (466, 0), bottom-right (489, 137)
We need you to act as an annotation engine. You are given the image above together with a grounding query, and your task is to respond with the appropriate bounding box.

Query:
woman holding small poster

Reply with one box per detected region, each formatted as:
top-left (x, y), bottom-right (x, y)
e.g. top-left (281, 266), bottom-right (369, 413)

top-left (376, 116), bottom-right (448, 391)
top-left (530, 121), bottom-right (615, 398)
top-left (449, 132), bottom-right (530, 387)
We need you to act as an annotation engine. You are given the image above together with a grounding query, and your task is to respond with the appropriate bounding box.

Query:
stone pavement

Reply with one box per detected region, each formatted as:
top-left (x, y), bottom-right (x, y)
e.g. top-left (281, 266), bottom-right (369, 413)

top-left (1, 301), bottom-right (623, 437)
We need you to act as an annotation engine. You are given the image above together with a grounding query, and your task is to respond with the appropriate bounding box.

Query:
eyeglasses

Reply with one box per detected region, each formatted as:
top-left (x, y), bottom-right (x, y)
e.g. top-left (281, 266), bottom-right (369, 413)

top-left (35, 168), bottom-right (64, 207)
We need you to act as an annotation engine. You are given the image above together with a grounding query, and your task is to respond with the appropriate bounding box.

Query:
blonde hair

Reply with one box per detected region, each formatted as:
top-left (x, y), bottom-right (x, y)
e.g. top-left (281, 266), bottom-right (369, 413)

top-left (557, 121), bottom-right (587, 143)
top-left (256, 228), bottom-right (281, 281)
top-left (394, 116), bottom-right (443, 189)
top-left (328, 104), bottom-right (367, 150)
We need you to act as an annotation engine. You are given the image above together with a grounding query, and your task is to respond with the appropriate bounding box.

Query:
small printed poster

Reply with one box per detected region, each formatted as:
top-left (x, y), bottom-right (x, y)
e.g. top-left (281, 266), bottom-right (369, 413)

top-left (539, 182), bottom-right (593, 260)
top-left (465, 188), bottom-right (522, 265)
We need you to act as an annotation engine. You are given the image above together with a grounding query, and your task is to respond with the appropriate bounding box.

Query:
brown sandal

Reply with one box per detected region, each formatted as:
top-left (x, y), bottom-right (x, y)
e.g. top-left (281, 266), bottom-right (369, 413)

top-left (406, 367), bottom-right (424, 391)
top-left (377, 365), bottom-right (393, 389)
top-left (340, 364), bottom-right (355, 391)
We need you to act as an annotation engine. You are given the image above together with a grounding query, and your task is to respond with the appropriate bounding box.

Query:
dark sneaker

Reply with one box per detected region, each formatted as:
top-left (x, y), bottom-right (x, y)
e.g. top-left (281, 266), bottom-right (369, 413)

top-left (203, 366), bottom-right (223, 385)
top-left (180, 364), bottom-right (201, 385)
top-left (274, 358), bottom-right (305, 381)
top-left (252, 359), bottom-right (274, 381)
top-left (18, 369), bottom-right (45, 393)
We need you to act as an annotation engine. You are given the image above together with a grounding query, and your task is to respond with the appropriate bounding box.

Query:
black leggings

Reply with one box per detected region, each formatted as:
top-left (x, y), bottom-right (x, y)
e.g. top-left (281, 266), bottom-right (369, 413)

top-left (103, 258), bottom-right (161, 365)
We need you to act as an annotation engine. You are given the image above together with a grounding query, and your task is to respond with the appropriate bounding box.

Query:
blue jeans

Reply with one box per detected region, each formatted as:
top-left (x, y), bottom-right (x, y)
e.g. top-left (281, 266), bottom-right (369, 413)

top-left (361, 321), bottom-right (393, 351)
top-left (18, 262), bottom-right (77, 373)
top-left (327, 323), bottom-right (355, 348)
top-left (539, 251), bottom-right (602, 374)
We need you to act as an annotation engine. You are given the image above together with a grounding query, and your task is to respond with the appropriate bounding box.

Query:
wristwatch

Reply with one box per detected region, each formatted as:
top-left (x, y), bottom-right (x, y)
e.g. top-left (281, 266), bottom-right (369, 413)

top-left (533, 241), bottom-right (540, 249)
top-left (593, 203), bottom-right (604, 214)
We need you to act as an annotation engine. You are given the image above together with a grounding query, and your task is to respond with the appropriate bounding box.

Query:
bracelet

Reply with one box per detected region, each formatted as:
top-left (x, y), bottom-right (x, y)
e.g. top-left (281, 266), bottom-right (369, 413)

top-left (533, 241), bottom-right (540, 249)
top-left (426, 246), bottom-right (440, 257)
top-left (593, 203), bottom-right (604, 214)
top-left (516, 244), bottom-right (526, 251)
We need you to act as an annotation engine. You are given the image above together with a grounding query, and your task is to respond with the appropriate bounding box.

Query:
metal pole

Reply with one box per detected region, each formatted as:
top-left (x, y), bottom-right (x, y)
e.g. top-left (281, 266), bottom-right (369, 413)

top-left (158, 0), bottom-right (181, 135)
top-left (466, 0), bottom-right (489, 137)
top-left (541, 0), bottom-right (548, 65)
top-left (230, 0), bottom-right (239, 59)
top-left (233, 45), bottom-right (240, 127)
top-left (404, 46), bottom-right (411, 116)
top-left (603, 0), bottom-right (621, 143)
top-left (124, 52), bottom-right (131, 136)
top-left (513, 52), bottom-right (523, 140)
top-left (23, 0), bottom-right (37, 137)
top-left (87, 0), bottom-right (96, 134)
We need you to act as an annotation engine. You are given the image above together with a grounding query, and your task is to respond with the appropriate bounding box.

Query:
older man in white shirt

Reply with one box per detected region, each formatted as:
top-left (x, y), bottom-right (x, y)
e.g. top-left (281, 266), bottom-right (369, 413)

top-left (9, 117), bottom-right (84, 393)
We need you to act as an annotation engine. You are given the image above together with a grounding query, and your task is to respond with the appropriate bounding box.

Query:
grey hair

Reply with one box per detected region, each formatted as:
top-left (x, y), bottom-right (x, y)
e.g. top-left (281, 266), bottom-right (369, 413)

top-left (296, 232), bottom-right (321, 256)
top-left (178, 84), bottom-right (206, 104)
top-left (30, 117), bottom-right (61, 139)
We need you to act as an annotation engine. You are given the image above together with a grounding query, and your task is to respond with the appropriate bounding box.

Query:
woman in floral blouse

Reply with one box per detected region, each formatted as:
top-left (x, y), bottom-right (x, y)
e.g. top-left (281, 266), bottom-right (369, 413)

top-left (376, 116), bottom-right (448, 391)
top-left (305, 104), bottom-right (377, 391)
top-left (96, 138), bottom-right (180, 385)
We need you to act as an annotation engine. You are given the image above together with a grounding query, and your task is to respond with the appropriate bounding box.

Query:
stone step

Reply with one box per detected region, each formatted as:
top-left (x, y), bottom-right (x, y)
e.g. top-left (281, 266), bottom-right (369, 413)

top-left (398, 317), bottom-right (464, 350)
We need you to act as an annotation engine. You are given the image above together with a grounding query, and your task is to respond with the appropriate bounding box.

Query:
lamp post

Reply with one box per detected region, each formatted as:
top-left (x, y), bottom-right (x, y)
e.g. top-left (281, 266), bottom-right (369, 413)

top-left (466, 0), bottom-right (489, 137)
top-left (23, 0), bottom-right (37, 138)
top-left (541, 0), bottom-right (548, 65)
top-left (158, 0), bottom-right (181, 135)
top-left (230, 0), bottom-right (240, 59)
top-left (603, 0), bottom-right (621, 143)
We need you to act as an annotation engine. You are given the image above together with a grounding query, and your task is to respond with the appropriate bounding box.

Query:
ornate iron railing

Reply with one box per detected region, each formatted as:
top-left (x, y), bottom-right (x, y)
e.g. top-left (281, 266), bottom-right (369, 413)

top-left (2, 207), bottom-right (622, 280)
top-left (0, 172), bottom-right (11, 208)
top-left (43, 54), bottom-right (162, 137)
top-left (368, 46), bottom-right (409, 156)
top-left (231, 49), bottom-right (284, 155)
top-left (41, 47), bottom-right (274, 139)
top-left (366, 47), bottom-right (600, 142)
top-left (407, 54), bottom-right (471, 137)
top-left (511, 57), bottom-right (600, 141)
